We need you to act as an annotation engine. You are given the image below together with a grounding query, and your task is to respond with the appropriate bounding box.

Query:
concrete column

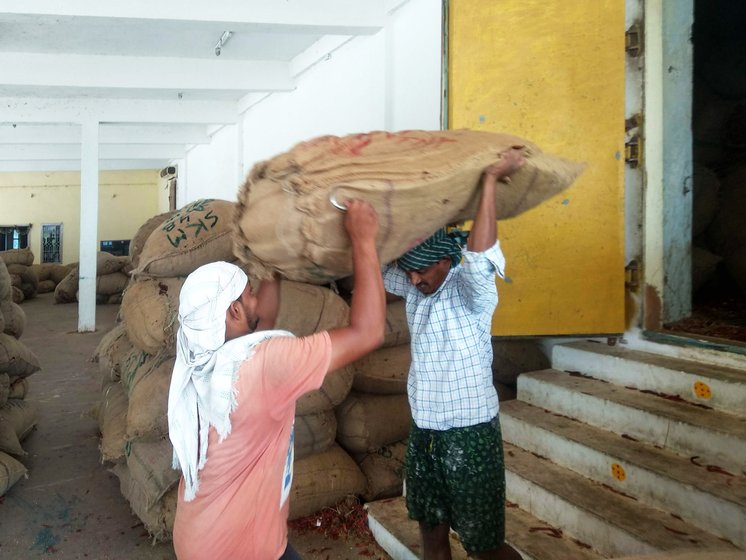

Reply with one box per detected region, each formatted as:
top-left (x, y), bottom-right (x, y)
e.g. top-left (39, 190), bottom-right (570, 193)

top-left (78, 119), bottom-right (99, 332)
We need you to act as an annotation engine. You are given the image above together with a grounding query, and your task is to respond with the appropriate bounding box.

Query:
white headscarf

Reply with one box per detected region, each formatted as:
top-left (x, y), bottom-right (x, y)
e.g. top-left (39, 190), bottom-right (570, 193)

top-left (167, 261), bottom-right (291, 501)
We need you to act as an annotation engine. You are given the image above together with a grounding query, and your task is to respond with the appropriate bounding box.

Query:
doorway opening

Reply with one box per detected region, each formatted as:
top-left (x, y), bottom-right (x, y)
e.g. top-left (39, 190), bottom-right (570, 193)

top-left (663, 0), bottom-right (746, 344)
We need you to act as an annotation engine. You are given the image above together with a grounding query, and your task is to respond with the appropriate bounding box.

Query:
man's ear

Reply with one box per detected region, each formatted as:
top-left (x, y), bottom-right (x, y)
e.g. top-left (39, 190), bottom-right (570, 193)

top-left (227, 300), bottom-right (241, 320)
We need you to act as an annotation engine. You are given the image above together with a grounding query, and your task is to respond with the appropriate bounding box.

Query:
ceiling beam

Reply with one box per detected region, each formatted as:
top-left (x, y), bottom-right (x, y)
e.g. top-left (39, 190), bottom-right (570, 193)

top-left (0, 97), bottom-right (238, 124)
top-left (0, 1), bottom-right (384, 33)
top-left (0, 144), bottom-right (186, 161)
top-left (0, 124), bottom-right (211, 144)
top-left (1, 53), bottom-right (295, 94)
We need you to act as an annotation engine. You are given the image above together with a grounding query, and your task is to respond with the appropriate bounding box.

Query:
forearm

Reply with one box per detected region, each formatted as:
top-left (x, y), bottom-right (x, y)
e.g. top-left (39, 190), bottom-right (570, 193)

top-left (468, 175), bottom-right (498, 252)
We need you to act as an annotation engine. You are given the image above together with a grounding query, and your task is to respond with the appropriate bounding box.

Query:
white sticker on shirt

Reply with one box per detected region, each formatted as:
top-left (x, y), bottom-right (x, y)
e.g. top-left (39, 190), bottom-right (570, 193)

top-left (280, 424), bottom-right (294, 507)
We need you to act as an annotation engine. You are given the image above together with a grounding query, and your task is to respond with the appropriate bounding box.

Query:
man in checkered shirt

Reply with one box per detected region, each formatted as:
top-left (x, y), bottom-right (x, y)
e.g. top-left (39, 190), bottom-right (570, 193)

top-left (383, 147), bottom-right (525, 560)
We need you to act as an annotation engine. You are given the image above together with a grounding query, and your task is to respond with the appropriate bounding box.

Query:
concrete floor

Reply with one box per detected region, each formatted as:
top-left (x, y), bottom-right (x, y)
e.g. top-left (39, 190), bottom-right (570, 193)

top-left (0, 293), bottom-right (390, 560)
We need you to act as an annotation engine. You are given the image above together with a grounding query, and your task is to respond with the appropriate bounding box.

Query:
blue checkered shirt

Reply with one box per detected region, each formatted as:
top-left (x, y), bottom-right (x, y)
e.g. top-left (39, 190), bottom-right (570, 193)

top-left (383, 241), bottom-right (506, 430)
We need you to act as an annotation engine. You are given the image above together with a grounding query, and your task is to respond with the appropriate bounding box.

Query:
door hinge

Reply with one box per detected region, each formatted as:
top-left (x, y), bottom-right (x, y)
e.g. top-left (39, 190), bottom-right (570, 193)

top-left (625, 134), bottom-right (641, 168)
top-left (625, 22), bottom-right (642, 57)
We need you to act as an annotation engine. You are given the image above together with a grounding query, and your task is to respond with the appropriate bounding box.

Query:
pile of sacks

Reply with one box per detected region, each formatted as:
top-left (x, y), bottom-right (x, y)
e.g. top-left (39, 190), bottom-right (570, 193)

top-left (0, 256), bottom-right (42, 496)
top-left (54, 252), bottom-right (132, 305)
top-left (31, 262), bottom-right (75, 296)
top-left (0, 249), bottom-right (39, 303)
top-left (92, 199), bottom-right (415, 539)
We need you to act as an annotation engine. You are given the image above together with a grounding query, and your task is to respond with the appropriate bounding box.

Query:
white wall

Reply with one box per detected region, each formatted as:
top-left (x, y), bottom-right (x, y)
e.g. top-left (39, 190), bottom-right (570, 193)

top-left (179, 0), bottom-right (442, 206)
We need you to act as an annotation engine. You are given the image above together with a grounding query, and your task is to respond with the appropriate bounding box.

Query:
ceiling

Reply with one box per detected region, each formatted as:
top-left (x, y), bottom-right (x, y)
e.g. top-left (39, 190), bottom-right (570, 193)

top-left (0, 1), bottom-right (390, 172)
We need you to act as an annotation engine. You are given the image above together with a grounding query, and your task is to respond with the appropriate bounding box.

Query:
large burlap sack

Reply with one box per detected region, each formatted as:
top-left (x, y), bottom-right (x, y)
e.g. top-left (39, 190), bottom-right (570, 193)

top-left (11, 286), bottom-right (24, 304)
top-left (288, 444), bottom-right (367, 520)
top-left (49, 264), bottom-right (73, 285)
top-left (234, 129), bottom-right (585, 283)
top-left (0, 333), bottom-right (41, 377)
top-left (0, 398), bottom-right (38, 455)
top-left (0, 373), bottom-right (8, 408)
top-left (0, 307), bottom-right (4, 336)
top-left (129, 211), bottom-right (178, 269)
top-left (276, 280), bottom-right (350, 335)
top-left (111, 463), bottom-right (177, 542)
top-left (94, 323), bottom-right (134, 383)
top-left (294, 409), bottom-right (337, 460)
top-left (382, 300), bottom-right (409, 349)
top-left (96, 272), bottom-right (129, 296)
top-left (30, 263), bottom-right (50, 282)
top-left (296, 365), bottom-right (354, 416)
top-left (355, 440), bottom-right (407, 501)
top-left (132, 199), bottom-right (236, 278)
top-left (121, 277), bottom-right (185, 356)
top-left (96, 252), bottom-right (125, 275)
top-left (0, 450), bottom-right (27, 496)
top-left (97, 381), bottom-right (128, 462)
top-left (125, 355), bottom-right (175, 442)
top-left (0, 249), bottom-right (33, 267)
top-left (1, 300), bottom-right (26, 339)
top-left (125, 439), bottom-right (180, 510)
top-left (8, 378), bottom-right (28, 400)
top-left (335, 392), bottom-right (411, 454)
top-left (36, 280), bottom-right (56, 294)
top-left (54, 267), bottom-right (78, 303)
top-left (0, 259), bottom-right (11, 301)
top-left (7, 264), bottom-right (38, 298)
top-left (352, 344), bottom-right (410, 395)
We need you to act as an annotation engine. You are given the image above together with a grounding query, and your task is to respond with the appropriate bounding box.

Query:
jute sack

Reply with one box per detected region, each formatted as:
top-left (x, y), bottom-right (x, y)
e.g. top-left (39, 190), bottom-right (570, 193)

top-left (0, 249), bottom-right (33, 267)
top-left (96, 272), bottom-right (129, 296)
top-left (0, 259), bottom-right (11, 301)
top-left (352, 344), bottom-right (410, 395)
top-left (54, 268), bottom-right (78, 304)
top-left (1, 300), bottom-right (26, 339)
top-left (94, 323), bottom-right (133, 383)
top-left (129, 211), bottom-right (178, 269)
top-left (276, 280), bottom-right (350, 335)
top-left (8, 378), bottom-right (28, 399)
top-left (294, 409), bottom-right (337, 460)
top-left (125, 438), bottom-right (180, 510)
top-left (126, 355), bottom-right (175, 442)
top-left (119, 346), bottom-right (150, 393)
top-left (111, 463), bottom-right (177, 542)
top-left (382, 300), bottom-right (409, 349)
top-left (0, 398), bottom-right (38, 455)
top-left (335, 392), bottom-right (411, 454)
top-left (0, 333), bottom-right (41, 377)
top-left (354, 440), bottom-right (407, 501)
top-left (30, 263), bottom-right (50, 282)
top-left (37, 280), bottom-right (56, 294)
top-left (296, 365), bottom-right (354, 416)
top-left (97, 252), bottom-right (125, 275)
top-left (0, 450), bottom-right (27, 496)
top-left (121, 277), bottom-right (185, 355)
top-left (97, 381), bottom-right (128, 462)
top-left (132, 199), bottom-right (236, 278)
top-left (234, 129), bottom-right (585, 283)
top-left (11, 286), bottom-right (24, 304)
top-left (288, 444), bottom-right (367, 520)
top-left (0, 306), bottom-right (4, 336)
top-left (50, 264), bottom-right (73, 285)
top-left (0, 373), bottom-right (8, 408)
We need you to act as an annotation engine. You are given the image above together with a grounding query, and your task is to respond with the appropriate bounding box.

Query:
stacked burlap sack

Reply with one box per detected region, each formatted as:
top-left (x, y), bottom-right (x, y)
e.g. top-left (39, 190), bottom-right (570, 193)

top-left (333, 299), bottom-right (411, 503)
top-left (29, 262), bottom-right (74, 296)
top-left (0, 256), bottom-right (42, 496)
top-left (0, 248), bottom-right (39, 304)
top-left (233, 129), bottom-right (585, 284)
top-left (54, 252), bottom-right (132, 305)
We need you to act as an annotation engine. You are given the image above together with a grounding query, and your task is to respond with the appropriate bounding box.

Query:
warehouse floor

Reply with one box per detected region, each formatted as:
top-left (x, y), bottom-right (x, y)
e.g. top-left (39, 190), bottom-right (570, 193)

top-left (0, 293), bottom-right (390, 560)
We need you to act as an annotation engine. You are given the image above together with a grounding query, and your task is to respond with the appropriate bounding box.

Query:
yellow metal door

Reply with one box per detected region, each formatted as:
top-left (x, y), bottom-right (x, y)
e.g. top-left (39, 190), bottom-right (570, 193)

top-left (448, 0), bottom-right (626, 336)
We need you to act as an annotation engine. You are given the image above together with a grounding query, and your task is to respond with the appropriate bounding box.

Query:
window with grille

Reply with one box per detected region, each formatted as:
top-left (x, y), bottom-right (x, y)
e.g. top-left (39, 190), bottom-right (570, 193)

top-left (41, 224), bottom-right (63, 263)
top-left (0, 225), bottom-right (31, 252)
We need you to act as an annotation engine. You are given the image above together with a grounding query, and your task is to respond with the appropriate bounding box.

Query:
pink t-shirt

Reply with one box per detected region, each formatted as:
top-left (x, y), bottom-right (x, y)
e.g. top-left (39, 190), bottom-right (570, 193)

top-left (172, 331), bottom-right (332, 560)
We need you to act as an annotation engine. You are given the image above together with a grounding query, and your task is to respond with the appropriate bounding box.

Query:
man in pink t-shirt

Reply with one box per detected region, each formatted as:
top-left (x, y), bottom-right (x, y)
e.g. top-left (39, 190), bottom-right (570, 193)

top-left (168, 200), bottom-right (385, 560)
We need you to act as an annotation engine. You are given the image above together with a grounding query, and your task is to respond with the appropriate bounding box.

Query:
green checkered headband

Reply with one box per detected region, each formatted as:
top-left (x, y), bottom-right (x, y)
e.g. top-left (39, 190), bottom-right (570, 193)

top-left (396, 228), bottom-right (468, 272)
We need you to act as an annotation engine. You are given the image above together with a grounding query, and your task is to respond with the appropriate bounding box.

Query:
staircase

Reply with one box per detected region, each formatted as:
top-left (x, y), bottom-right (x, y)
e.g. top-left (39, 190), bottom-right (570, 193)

top-left (366, 338), bottom-right (746, 559)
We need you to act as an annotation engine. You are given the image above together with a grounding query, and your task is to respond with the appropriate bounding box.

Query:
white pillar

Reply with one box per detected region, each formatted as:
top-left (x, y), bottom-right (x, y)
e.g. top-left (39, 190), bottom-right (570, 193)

top-left (78, 119), bottom-right (99, 332)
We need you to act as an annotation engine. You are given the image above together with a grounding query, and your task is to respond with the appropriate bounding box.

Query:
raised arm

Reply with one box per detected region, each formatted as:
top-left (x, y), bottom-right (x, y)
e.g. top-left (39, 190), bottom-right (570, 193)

top-left (327, 200), bottom-right (386, 371)
top-left (468, 147), bottom-right (526, 252)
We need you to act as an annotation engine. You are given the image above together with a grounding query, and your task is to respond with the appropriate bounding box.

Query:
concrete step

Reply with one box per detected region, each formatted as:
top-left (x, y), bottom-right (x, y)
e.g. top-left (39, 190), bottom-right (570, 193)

top-left (517, 369), bottom-right (746, 474)
top-left (501, 399), bottom-right (746, 548)
top-left (504, 443), bottom-right (741, 558)
top-left (552, 340), bottom-right (746, 415)
top-left (365, 495), bottom-right (606, 560)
